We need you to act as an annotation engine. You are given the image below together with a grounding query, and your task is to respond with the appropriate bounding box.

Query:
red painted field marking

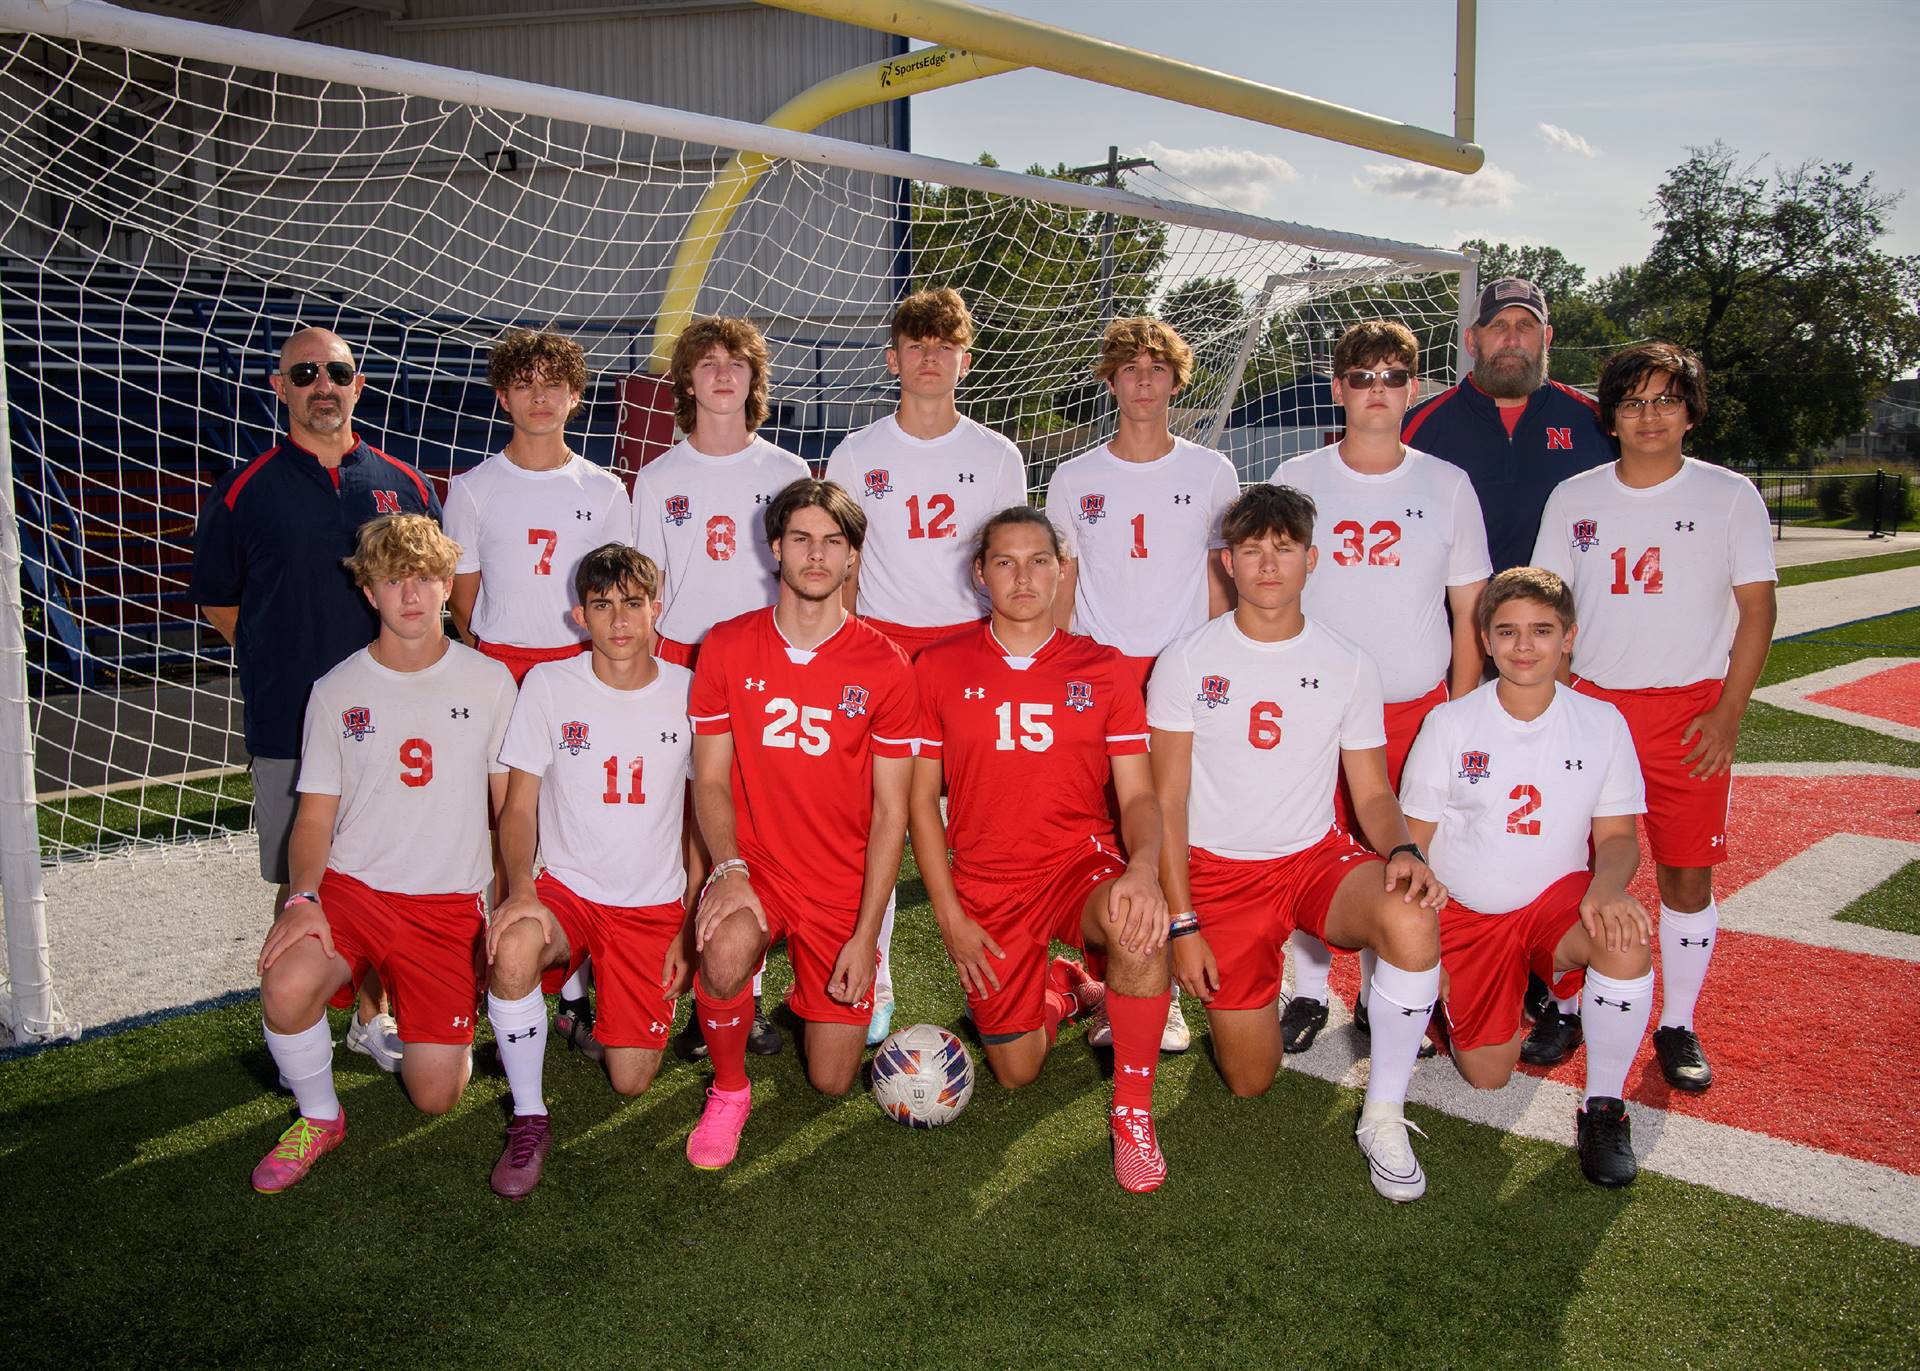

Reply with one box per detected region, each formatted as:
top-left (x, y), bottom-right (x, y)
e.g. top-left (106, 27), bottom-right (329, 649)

top-left (1807, 661), bottom-right (1920, 729)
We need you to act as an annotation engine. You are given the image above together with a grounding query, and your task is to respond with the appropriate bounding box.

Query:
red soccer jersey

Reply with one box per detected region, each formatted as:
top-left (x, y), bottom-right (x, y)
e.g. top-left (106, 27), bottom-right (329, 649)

top-left (916, 625), bottom-right (1149, 877)
top-left (689, 607), bottom-right (919, 912)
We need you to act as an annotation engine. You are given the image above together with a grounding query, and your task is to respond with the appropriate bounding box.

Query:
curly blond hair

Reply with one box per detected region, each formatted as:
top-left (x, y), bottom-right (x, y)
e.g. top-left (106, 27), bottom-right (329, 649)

top-left (1093, 317), bottom-right (1194, 390)
top-left (488, 329), bottom-right (589, 418)
top-left (344, 514), bottom-right (460, 586)
top-left (668, 317), bottom-right (771, 433)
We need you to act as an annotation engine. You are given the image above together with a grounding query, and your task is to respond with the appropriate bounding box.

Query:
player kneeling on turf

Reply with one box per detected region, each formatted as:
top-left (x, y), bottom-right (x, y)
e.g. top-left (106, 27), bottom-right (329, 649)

top-left (1398, 567), bottom-right (1653, 1186)
top-left (1149, 484), bottom-right (1447, 1203)
top-left (252, 514), bottom-right (515, 1194)
top-left (483, 544), bottom-right (695, 1198)
top-left (911, 507), bottom-right (1173, 1193)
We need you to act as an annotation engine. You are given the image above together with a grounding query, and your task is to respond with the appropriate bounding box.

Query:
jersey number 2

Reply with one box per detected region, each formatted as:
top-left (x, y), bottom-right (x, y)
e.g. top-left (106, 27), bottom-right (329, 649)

top-left (1506, 783), bottom-right (1542, 835)
top-left (399, 738), bottom-right (433, 787)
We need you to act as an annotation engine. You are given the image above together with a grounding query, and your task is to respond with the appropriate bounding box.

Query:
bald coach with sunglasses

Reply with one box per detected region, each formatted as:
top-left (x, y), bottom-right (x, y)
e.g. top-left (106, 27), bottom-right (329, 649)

top-left (192, 328), bottom-right (443, 939)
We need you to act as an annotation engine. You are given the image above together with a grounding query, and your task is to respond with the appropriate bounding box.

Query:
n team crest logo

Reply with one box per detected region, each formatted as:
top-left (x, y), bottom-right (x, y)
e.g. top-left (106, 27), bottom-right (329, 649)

top-left (664, 495), bottom-right (692, 527)
top-left (838, 684), bottom-right (869, 719)
top-left (559, 720), bottom-right (591, 755)
top-left (1065, 680), bottom-right (1094, 712)
top-left (340, 706), bottom-right (375, 741)
top-left (863, 469), bottom-right (894, 499)
top-left (371, 489), bottom-right (401, 515)
top-left (1571, 517), bottom-right (1600, 551)
top-left (1458, 749), bottom-right (1492, 784)
top-left (1196, 674), bottom-right (1231, 709)
top-left (1078, 493), bottom-right (1108, 524)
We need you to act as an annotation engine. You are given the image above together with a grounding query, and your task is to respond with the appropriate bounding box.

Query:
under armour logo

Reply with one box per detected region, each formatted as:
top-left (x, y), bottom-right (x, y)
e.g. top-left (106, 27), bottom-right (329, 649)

top-left (1300, 677), bottom-right (1319, 689)
top-left (1399, 1003), bottom-right (1426, 1017)
top-left (661, 731), bottom-right (679, 742)
top-left (1677, 936), bottom-right (1711, 948)
top-left (754, 493), bottom-right (773, 505)
top-left (505, 1026), bottom-right (540, 1042)
top-left (744, 678), bottom-right (766, 691)
top-left (957, 472), bottom-right (977, 483)
top-left (1565, 758), bottom-right (1583, 770)
top-left (1172, 493), bottom-right (1193, 505)
top-left (1710, 834), bottom-right (1727, 848)
top-left (452, 1015), bottom-right (470, 1028)
top-left (450, 707), bottom-right (469, 719)
top-left (963, 687), bottom-right (985, 699)
top-left (1405, 508), bottom-right (1425, 519)
top-left (705, 1015), bottom-right (741, 1029)
top-left (575, 510), bottom-right (593, 521)
top-left (1119, 1064), bottom-right (1150, 1077)
top-left (1674, 520), bottom-right (1695, 531)
top-left (1592, 996), bottom-right (1633, 1012)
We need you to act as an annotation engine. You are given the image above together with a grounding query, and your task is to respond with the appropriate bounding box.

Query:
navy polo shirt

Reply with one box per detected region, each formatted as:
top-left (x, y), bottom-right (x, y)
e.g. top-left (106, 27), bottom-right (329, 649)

top-left (1402, 377), bottom-right (1613, 573)
top-left (191, 435), bottom-right (443, 759)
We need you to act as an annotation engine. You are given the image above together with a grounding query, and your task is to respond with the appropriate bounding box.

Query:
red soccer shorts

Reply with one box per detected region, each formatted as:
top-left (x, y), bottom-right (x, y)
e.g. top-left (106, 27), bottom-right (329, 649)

top-left (750, 861), bottom-right (877, 1026)
top-left (861, 617), bottom-right (983, 661)
top-left (317, 869), bottom-right (485, 1046)
top-left (951, 838), bottom-right (1125, 1037)
top-left (1335, 676), bottom-right (1447, 836)
top-left (1437, 869), bottom-right (1588, 1052)
top-left (653, 635), bottom-right (700, 670)
top-left (476, 638), bottom-right (589, 686)
top-left (1186, 826), bottom-right (1383, 1011)
top-left (534, 872), bottom-right (685, 1050)
top-left (1574, 676), bottom-right (1729, 868)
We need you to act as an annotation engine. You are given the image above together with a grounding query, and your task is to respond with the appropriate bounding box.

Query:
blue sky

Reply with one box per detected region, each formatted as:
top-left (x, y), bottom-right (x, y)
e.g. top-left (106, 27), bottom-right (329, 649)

top-left (904, 0), bottom-right (1919, 280)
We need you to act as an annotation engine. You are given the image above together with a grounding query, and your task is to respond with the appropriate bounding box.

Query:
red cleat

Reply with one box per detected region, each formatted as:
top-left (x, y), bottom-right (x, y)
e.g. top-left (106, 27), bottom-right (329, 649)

top-left (251, 1110), bottom-right (346, 1194)
top-left (1110, 1106), bottom-right (1167, 1194)
top-left (1047, 955), bottom-right (1106, 1023)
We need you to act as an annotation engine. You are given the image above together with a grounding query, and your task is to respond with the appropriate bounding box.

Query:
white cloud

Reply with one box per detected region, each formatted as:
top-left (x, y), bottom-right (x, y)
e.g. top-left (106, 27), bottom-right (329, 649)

top-left (1536, 122), bottom-right (1599, 158)
top-left (1130, 141), bottom-right (1298, 213)
top-left (1355, 162), bottom-right (1522, 209)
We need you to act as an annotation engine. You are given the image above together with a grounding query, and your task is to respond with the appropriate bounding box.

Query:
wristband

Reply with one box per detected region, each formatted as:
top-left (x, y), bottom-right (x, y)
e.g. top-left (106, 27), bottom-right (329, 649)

top-left (1169, 911), bottom-right (1200, 939)
top-left (1388, 843), bottom-right (1426, 865)
top-left (704, 858), bottom-right (749, 889)
top-left (282, 891), bottom-right (319, 909)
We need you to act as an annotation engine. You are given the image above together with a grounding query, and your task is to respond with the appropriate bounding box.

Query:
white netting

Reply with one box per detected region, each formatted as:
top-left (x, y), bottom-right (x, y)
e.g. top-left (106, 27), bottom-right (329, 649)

top-left (0, 16), bottom-right (1467, 859)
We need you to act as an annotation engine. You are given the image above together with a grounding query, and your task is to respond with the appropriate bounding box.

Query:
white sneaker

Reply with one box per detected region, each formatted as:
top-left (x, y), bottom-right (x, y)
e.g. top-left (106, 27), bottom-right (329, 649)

top-left (1355, 1102), bottom-right (1428, 1203)
top-left (1086, 1001), bottom-right (1112, 1049)
top-left (1160, 989), bottom-right (1191, 1054)
top-left (344, 1011), bottom-right (403, 1073)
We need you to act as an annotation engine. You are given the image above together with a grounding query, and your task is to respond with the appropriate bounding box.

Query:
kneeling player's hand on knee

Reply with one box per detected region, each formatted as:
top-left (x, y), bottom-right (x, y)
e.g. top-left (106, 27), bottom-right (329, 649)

top-left (1108, 864), bottom-right (1170, 954)
top-left (827, 937), bottom-right (878, 1006)
top-left (1172, 932), bottom-right (1219, 1004)
top-left (940, 914), bottom-right (1005, 998)
top-left (1579, 886), bottom-right (1651, 954)
top-left (259, 900), bottom-right (334, 974)
top-left (486, 892), bottom-right (557, 963)
top-left (696, 871), bottom-right (765, 949)
top-left (1384, 855), bottom-right (1448, 911)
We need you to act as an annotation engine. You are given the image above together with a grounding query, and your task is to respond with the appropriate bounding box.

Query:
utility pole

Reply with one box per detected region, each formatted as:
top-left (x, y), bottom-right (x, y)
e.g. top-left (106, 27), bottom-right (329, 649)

top-left (1066, 145), bottom-right (1155, 322)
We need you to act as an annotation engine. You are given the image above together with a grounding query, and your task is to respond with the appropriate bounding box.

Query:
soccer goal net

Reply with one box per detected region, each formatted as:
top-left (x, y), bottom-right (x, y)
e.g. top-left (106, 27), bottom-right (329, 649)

top-left (0, 0), bottom-right (1469, 867)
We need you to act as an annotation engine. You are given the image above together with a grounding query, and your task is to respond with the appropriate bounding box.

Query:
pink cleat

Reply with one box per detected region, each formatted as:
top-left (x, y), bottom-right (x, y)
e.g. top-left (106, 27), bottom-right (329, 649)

top-left (1110, 1106), bottom-right (1167, 1194)
top-left (686, 1085), bottom-right (752, 1170)
top-left (251, 1110), bottom-right (347, 1194)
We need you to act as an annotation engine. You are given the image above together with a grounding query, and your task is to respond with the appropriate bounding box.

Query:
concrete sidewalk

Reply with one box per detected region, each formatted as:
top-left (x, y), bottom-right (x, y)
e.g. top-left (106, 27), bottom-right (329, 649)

top-left (1776, 566), bottom-right (1920, 639)
top-left (1771, 525), bottom-right (1917, 569)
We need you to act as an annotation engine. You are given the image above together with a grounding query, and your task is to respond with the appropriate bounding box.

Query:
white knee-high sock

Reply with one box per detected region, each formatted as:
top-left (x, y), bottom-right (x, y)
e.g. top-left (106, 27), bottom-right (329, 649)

top-left (874, 887), bottom-right (898, 1004)
top-left (560, 956), bottom-right (592, 1002)
top-left (751, 964), bottom-right (764, 999)
top-left (1364, 959), bottom-right (1440, 1110)
top-left (1658, 902), bottom-right (1718, 1030)
top-left (1357, 947), bottom-right (1378, 1009)
top-left (1582, 968), bottom-right (1654, 1103)
top-left (487, 989), bottom-right (549, 1117)
top-left (1287, 930), bottom-right (1333, 1004)
top-left (265, 1017), bottom-right (339, 1122)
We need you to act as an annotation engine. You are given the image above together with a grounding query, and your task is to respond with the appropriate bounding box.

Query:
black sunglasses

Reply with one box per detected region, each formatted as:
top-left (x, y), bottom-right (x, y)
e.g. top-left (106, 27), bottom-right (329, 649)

top-left (281, 361), bottom-right (357, 387)
top-left (1340, 367), bottom-right (1413, 391)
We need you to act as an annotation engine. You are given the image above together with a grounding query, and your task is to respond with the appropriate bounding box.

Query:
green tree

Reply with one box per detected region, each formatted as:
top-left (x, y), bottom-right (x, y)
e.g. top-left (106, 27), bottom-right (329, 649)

top-left (1608, 143), bottom-right (1920, 463)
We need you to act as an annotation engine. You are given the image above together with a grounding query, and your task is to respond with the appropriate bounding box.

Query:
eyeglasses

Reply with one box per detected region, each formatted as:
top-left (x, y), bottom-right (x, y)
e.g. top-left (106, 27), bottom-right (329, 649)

top-left (1615, 394), bottom-right (1685, 416)
top-left (1340, 368), bottom-right (1412, 391)
top-left (281, 361), bottom-right (357, 387)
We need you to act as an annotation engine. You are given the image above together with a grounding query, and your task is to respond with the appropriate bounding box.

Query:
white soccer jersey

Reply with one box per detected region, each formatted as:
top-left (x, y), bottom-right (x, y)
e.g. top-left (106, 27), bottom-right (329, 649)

top-left (1147, 615), bottom-right (1386, 858)
top-left (1532, 458), bottom-right (1777, 689)
top-left (444, 453), bottom-right (636, 649)
top-left (1045, 438), bottom-right (1240, 658)
top-left (498, 653), bottom-right (692, 908)
top-left (1399, 681), bottom-right (1646, 915)
top-left (298, 643), bottom-right (515, 895)
top-left (632, 436), bottom-right (810, 645)
top-left (823, 415), bottom-right (1027, 625)
top-left (1269, 444), bottom-right (1491, 702)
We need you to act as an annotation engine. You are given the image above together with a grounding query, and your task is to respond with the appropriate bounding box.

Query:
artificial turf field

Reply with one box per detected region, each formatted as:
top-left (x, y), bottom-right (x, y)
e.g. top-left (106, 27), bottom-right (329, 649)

top-left (5, 576), bottom-right (1918, 1370)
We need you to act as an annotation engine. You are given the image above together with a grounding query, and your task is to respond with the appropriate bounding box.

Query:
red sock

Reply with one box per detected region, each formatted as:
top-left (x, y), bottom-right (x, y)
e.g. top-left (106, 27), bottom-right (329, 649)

top-left (695, 976), bottom-right (754, 1093)
top-left (1042, 989), bottom-right (1070, 1046)
top-left (1107, 988), bottom-right (1169, 1110)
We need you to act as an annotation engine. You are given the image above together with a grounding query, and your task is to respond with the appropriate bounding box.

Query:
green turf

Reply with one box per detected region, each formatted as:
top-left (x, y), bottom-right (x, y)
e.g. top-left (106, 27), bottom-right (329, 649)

top-left (1737, 607), bottom-right (1920, 767)
top-left (38, 771), bottom-right (254, 857)
top-left (1836, 860), bottom-right (1920, 937)
top-left (1777, 547), bottom-right (1920, 588)
top-left (3, 888), bottom-right (1915, 1371)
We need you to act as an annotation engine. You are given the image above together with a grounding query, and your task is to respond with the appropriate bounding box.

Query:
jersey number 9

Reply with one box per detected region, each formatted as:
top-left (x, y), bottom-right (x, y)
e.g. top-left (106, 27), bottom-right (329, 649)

top-left (399, 738), bottom-right (434, 787)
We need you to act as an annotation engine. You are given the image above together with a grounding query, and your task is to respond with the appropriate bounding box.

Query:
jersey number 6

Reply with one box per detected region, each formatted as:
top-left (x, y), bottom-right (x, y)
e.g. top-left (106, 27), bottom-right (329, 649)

top-left (1247, 701), bottom-right (1283, 750)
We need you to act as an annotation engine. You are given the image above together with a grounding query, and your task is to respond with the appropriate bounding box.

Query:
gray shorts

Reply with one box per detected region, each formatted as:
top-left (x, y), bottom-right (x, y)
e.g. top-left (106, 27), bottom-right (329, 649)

top-left (251, 756), bottom-right (301, 885)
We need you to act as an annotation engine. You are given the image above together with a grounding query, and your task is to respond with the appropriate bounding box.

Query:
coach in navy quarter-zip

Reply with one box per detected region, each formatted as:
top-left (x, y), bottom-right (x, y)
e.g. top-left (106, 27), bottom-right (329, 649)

top-left (1401, 278), bottom-right (1613, 575)
top-left (191, 328), bottom-right (443, 905)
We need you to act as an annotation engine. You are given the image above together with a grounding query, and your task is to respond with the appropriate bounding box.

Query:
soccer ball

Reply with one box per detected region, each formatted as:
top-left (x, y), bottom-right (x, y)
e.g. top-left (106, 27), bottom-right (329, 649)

top-left (869, 1023), bottom-right (975, 1128)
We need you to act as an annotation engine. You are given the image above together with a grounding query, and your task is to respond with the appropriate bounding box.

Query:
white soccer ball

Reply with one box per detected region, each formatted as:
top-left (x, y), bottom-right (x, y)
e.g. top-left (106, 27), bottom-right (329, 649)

top-left (869, 1023), bottom-right (975, 1128)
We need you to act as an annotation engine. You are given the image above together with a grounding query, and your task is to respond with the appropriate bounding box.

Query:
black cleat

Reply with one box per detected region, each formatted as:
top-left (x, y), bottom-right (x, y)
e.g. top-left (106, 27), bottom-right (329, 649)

top-left (553, 995), bottom-right (605, 1065)
top-left (1524, 972), bottom-right (1551, 1024)
top-left (1352, 997), bottom-right (1439, 1059)
top-left (1279, 996), bottom-right (1329, 1054)
top-left (671, 1010), bottom-right (709, 1062)
top-left (747, 997), bottom-right (783, 1056)
top-left (1520, 1005), bottom-right (1583, 1066)
top-left (1652, 1025), bottom-right (1713, 1092)
top-left (1576, 1096), bottom-right (1638, 1187)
